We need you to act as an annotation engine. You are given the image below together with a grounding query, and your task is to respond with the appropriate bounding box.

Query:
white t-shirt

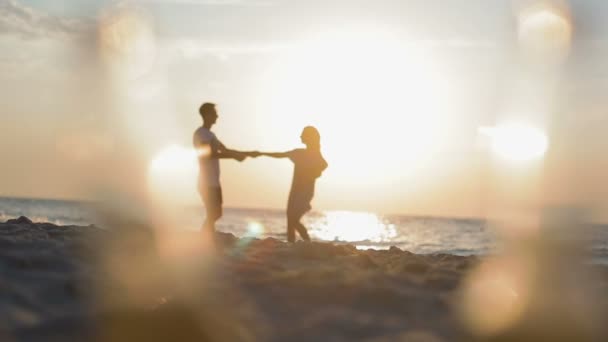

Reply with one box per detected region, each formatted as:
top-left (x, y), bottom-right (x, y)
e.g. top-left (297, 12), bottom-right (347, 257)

top-left (193, 126), bottom-right (222, 188)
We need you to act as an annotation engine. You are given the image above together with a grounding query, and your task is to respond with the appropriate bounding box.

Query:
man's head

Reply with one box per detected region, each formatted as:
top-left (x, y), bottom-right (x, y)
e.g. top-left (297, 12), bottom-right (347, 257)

top-left (199, 102), bottom-right (218, 126)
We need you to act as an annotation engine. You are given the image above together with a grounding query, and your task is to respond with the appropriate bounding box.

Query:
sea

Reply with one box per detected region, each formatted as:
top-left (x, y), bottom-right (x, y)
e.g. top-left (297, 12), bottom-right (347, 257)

top-left (2, 196), bottom-right (607, 264)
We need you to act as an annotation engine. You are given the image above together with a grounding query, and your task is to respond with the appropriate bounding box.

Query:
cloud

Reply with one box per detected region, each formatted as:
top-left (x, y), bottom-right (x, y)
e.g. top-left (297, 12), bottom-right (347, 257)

top-left (171, 38), bottom-right (290, 60)
top-left (169, 37), bottom-right (497, 62)
top-left (0, 0), bottom-right (91, 40)
top-left (136, 0), bottom-right (274, 6)
top-left (414, 39), bottom-right (498, 49)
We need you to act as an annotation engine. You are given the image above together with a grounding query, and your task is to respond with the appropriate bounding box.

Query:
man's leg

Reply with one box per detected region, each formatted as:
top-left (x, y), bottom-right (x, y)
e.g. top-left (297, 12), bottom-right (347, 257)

top-left (202, 187), bottom-right (223, 233)
top-left (286, 213), bottom-right (297, 243)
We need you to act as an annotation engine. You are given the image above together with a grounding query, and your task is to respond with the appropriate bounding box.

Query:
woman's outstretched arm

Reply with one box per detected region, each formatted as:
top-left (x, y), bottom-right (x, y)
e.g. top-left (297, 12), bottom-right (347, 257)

top-left (254, 151), bottom-right (290, 158)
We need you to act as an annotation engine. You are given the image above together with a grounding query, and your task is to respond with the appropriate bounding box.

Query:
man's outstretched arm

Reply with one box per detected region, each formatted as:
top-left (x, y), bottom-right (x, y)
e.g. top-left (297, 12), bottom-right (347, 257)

top-left (215, 141), bottom-right (251, 161)
top-left (194, 142), bottom-right (244, 161)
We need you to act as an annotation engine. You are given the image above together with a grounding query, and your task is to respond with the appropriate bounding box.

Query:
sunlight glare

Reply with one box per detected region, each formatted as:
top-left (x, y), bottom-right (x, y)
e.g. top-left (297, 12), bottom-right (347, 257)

top-left (147, 144), bottom-right (198, 205)
top-left (479, 123), bottom-right (549, 162)
top-left (264, 28), bottom-right (452, 184)
top-left (310, 211), bottom-right (397, 243)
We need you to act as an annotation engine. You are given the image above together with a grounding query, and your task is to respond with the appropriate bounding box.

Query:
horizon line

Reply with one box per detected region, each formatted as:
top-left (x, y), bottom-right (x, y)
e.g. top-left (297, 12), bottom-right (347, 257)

top-left (0, 194), bottom-right (487, 222)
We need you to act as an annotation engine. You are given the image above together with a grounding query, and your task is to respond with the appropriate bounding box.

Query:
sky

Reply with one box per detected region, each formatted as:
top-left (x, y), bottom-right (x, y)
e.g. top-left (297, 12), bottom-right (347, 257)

top-left (0, 0), bottom-right (607, 220)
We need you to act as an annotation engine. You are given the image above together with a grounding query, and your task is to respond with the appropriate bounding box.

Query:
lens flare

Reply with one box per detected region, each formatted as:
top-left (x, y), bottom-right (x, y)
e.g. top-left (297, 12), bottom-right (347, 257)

top-left (460, 257), bottom-right (533, 337)
top-left (479, 123), bottom-right (549, 162)
top-left (98, 5), bottom-right (157, 80)
top-left (147, 144), bottom-right (198, 205)
top-left (232, 221), bottom-right (267, 253)
top-left (517, 4), bottom-right (572, 64)
top-left (245, 221), bottom-right (265, 239)
top-left (196, 145), bottom-right (212, 158)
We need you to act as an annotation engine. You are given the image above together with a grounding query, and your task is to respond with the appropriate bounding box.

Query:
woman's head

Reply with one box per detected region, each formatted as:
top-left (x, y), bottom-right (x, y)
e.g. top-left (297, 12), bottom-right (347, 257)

top-left (300, 126), bottom-right (321, 148)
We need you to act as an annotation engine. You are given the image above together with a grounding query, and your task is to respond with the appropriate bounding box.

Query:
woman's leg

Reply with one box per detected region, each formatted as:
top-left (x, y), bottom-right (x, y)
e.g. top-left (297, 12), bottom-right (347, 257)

top-left (295, 222), bottom-right (311, 241)
top-left (287, 210), bottom-right (310, 242)
top-left (286, 223), bottom-right (296, 243)
top-left (286, 211), bottom-right (298, 243)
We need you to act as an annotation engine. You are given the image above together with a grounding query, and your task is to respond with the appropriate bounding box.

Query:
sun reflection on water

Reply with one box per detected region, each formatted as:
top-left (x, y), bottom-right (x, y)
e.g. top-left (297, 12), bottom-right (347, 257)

top-left (309, 211), bottom-right (397, 243)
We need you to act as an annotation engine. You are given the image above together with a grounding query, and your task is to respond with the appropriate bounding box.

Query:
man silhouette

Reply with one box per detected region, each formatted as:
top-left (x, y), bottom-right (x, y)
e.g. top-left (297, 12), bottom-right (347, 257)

top-left (193, 102), bottom-right (249, 234)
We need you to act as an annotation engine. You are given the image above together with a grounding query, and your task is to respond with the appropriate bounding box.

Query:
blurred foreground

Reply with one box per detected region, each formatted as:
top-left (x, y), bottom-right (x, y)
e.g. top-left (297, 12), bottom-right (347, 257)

top-left (1, 216), bottom-right (607, 341)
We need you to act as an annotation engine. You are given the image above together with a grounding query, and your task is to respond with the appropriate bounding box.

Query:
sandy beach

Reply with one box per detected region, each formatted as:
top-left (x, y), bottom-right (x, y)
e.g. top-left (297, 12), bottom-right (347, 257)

top-left (2, 216), bottom-right (608, 341)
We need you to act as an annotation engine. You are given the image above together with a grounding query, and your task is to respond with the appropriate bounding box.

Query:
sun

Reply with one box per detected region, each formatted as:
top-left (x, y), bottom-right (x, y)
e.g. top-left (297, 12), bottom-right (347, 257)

top-left (263, 28), bottom-right (452, 185)
top-left (147, 144), bottom-right (199, 205)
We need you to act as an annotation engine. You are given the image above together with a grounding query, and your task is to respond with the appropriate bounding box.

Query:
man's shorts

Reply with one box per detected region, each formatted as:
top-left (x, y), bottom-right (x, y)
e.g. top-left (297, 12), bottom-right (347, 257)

top-left (200, 186), bottom-right (223, 219)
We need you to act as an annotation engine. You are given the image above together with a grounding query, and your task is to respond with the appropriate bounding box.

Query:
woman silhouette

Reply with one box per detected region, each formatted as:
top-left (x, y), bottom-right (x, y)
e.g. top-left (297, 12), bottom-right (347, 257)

top-left (256, 126), bottom-right (328, 242)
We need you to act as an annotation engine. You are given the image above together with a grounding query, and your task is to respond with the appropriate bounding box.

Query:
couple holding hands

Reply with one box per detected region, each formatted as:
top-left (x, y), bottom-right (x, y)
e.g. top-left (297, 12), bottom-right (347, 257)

top-left (193, 102), bottom-right (328, 243)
